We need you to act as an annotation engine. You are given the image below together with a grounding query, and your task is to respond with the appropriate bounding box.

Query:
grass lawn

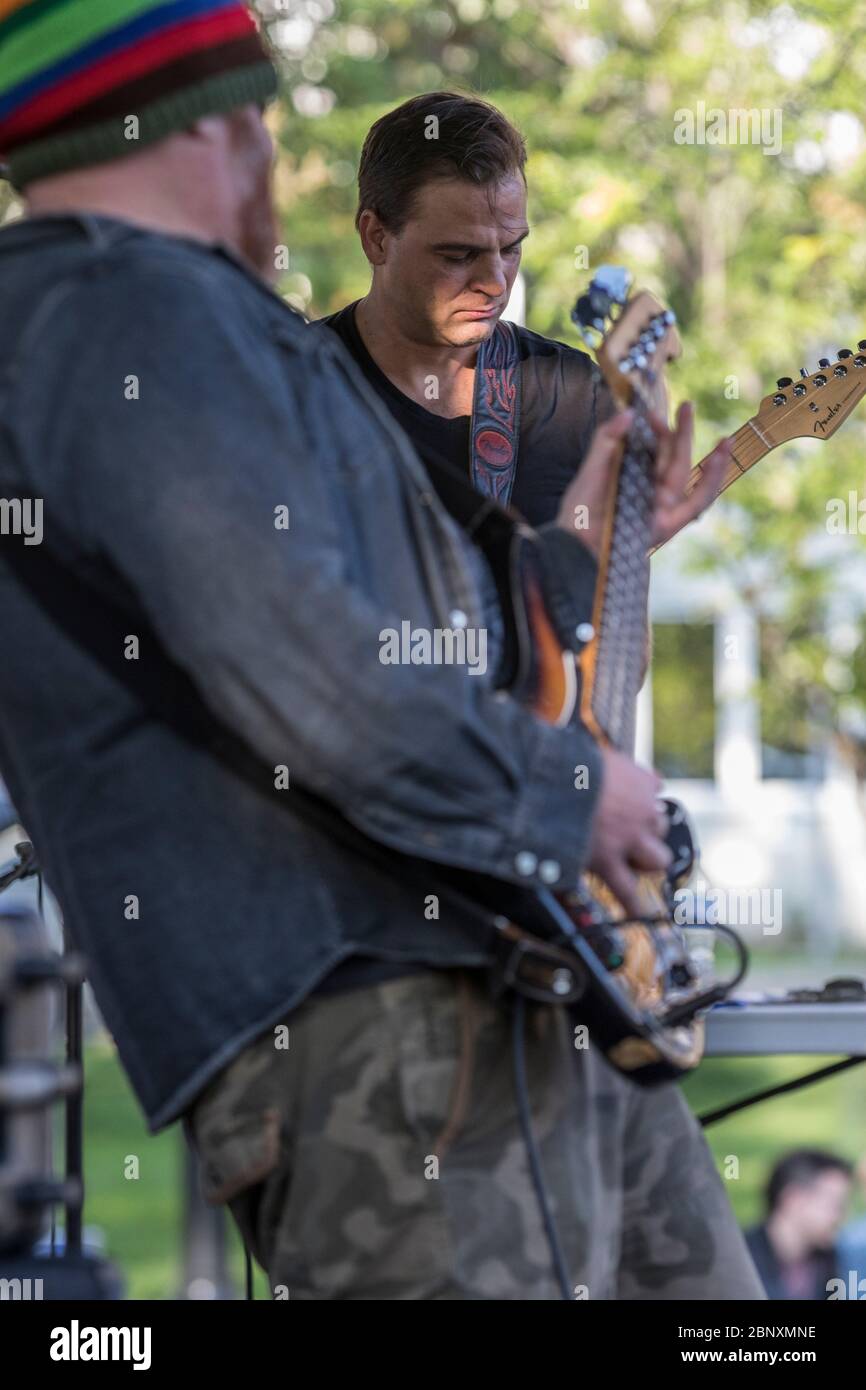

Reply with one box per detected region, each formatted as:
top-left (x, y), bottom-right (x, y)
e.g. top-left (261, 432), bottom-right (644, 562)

top-left (77, 1033), bottom-right (866, 1300)
top-left (77, 1034), bottom-right (270, 1301)
top-left (683, 1053), bottom-right (866, 1223)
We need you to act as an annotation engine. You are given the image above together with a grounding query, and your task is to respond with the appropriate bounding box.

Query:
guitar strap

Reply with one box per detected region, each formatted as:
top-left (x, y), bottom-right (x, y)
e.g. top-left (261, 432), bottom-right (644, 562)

top-left (470, 318), bottom-right (522, 506)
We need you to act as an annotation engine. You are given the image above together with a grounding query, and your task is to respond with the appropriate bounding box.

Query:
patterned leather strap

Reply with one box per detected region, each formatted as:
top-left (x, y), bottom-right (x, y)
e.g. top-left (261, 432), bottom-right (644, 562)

top-left (470, 319), bottom-right (522, 505)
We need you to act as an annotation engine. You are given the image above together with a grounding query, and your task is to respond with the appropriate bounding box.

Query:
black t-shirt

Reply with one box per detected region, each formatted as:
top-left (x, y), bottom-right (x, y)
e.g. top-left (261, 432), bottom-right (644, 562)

top-left (318, 300), bottom-right (613, 528)
top-left (311, 300), bottom-right (612, 997)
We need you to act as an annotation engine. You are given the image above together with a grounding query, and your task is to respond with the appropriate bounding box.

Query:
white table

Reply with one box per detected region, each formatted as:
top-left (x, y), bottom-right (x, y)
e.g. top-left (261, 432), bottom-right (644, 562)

top-left (704, 1001), bottom-right (866, 1056)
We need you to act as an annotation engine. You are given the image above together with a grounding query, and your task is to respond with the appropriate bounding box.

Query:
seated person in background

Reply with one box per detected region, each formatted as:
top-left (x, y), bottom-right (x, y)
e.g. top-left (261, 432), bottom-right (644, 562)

top-left (745, 1149), bottom-right (853, 1299)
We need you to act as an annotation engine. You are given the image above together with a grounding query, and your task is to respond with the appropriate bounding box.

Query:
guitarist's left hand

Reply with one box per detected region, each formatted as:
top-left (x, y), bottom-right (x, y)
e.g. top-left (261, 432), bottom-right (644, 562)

top-left (555, 401), bottom-right (730, 556)
top-left (647, 402), bottom-right (730, 547)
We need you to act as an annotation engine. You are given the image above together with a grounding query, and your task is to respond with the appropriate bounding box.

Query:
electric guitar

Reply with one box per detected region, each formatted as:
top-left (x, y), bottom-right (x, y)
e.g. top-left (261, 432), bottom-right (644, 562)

top-left (519, 268), bottom-right (708, 1082)
top-left (469, 269), bottom-right (866, 1085)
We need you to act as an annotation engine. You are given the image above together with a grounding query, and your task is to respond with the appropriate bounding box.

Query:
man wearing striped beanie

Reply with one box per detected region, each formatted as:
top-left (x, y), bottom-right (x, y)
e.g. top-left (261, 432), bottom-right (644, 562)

top-left (0, 3), bottom-right (744, 1305)
top-left (0, 0), bottom-right (280, 273)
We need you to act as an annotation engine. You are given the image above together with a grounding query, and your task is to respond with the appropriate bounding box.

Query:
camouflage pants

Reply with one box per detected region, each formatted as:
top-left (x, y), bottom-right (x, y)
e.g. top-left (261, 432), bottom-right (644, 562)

top-left (186, 969), bottom-right (766, 1301)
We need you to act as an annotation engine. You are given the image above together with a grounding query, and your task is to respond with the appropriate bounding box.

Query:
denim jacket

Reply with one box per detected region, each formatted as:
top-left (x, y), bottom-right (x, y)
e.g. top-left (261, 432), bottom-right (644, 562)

top-left (0, 214), bottom-right (602, 1129)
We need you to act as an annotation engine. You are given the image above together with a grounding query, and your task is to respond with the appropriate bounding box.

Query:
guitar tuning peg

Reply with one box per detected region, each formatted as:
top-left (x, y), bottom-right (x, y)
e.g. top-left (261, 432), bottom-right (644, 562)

top-left (859, 340), bottom-right (866, 351)
top-left (818, 358), bottom-right (831, 369)
top-left (838, 348), bottom-right (853, 358)
top-left (571, 294), bottom-right (595, 328)
top-left (800, 367), bottom-right (809, 378)
top-left (776, 377), bottom-right (793, 388)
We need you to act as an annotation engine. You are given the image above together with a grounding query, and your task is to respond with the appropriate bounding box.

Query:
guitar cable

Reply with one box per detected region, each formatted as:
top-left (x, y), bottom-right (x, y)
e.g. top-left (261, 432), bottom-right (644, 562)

top-left (511, 994), bottom-right (574, 1302)
top-left (699, 1054), bottom-right (866, 1128)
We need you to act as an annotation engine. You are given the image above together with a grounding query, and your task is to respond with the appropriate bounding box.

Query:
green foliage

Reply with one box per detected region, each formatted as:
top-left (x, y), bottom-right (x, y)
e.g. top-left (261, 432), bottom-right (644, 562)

top-left (652, 622), bottom-right (716, 777)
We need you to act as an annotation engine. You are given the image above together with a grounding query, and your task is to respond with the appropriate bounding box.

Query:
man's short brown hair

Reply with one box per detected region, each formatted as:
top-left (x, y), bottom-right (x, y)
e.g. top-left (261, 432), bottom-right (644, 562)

top-left (356, 91), bottom-right (526, 233)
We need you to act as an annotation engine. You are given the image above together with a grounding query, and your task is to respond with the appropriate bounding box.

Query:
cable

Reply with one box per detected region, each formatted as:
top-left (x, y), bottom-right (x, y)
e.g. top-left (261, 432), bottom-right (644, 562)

top-left (511, 995), bottom-right (573, 1301)
top-left (653, 922), bottom-right (751, 1031)
top-left (699, 1054), bottom-right (866, 1128)
top-left (245, 1246), bottom-right (254, 1300)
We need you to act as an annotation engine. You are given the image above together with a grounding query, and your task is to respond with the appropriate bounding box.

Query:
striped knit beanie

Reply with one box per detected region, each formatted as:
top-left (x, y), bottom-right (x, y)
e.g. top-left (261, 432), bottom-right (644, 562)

top-left (0, 0), bottom-right (278, 188)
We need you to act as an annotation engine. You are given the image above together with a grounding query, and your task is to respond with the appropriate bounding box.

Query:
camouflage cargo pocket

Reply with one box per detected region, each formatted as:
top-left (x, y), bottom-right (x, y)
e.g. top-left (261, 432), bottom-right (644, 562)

top-left (186, 1030), bottom-right (291, 1206)
top-left (191, 1104), bottom-right (282, 1206)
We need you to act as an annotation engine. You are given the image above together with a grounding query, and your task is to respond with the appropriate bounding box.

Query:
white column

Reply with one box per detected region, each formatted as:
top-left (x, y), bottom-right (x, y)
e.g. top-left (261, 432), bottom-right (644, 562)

top-left (714, 603), bottom-right (761, 793)
top-left (503, 272), bottom-right (526, 327)
top-left (635, 665), bottom-right (654, 769)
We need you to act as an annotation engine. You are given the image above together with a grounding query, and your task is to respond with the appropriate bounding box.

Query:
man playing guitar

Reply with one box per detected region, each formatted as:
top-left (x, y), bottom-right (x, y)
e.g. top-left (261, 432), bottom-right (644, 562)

top-left (0, 11), bottom-right (760, 1299)
top-left (317, 92), bottom-right (729, 977)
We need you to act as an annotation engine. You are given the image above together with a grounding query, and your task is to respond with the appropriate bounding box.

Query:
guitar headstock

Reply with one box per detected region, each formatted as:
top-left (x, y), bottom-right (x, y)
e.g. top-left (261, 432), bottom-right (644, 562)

top-left (753, 346), bottom-right (866, 445)
top-left (572, 266), bottom-right (680, 420)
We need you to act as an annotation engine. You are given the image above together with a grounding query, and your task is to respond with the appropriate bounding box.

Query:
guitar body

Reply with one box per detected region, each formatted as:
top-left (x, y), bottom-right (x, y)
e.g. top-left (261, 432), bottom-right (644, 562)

top-left (572, 805), bottom-right (706, 1081)
top-left (501, 536), bottom-right (706, 1082)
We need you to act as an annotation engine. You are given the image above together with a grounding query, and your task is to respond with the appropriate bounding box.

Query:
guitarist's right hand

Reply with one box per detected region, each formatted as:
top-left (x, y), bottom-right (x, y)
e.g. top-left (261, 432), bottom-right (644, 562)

top-left (586, 748), bottom-right (672, 918)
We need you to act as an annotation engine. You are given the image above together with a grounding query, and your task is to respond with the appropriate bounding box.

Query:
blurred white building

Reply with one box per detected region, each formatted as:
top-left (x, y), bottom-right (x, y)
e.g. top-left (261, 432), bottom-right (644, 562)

top-left (644, 515), bottom-right (866, 953)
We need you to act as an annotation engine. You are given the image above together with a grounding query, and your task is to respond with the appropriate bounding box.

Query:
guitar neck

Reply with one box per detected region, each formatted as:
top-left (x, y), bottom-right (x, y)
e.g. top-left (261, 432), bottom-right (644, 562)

top-left (645, 415), bottom-right (772, 557)
top-left (582, 412), bottom-right (656, 754)
top-left (684, 415), bottom-right (771, 502)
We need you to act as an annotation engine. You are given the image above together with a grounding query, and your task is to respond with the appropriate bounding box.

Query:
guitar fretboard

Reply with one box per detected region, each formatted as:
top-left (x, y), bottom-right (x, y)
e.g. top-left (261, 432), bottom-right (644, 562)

top-left (685, 417), bottom-right (771, 499)
top-left (590, 411), bottom-right (656, 753)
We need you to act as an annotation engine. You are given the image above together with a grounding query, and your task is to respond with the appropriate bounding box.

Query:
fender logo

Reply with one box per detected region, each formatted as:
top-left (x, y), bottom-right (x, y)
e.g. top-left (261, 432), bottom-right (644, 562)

top-left (814, 401), bottom-right (843, 434)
